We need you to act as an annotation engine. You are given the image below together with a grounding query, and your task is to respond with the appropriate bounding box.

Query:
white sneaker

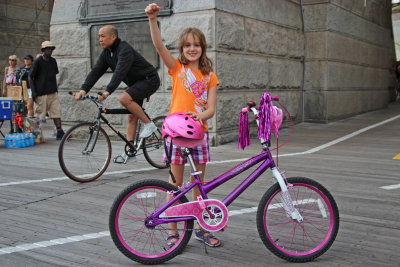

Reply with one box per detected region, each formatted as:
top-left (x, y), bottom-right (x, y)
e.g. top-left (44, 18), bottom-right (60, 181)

top-left (139, 122), bottom-right (157, 139)
top-left (113, 153), bottom-right (137, 164)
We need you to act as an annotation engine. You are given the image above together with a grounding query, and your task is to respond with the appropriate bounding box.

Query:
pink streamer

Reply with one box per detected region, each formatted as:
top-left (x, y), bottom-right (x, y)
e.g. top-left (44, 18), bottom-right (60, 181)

top-left (238, 111), bottom-right (251, 150)
top-left (258, 93), bottom-right (272, 143)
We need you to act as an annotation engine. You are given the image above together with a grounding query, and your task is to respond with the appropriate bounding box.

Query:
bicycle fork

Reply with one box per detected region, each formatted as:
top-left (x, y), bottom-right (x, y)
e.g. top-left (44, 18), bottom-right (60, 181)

top-left (82, 122), bottom-right (101, 155)
top-left (271, 167), bottom-right (304, 222)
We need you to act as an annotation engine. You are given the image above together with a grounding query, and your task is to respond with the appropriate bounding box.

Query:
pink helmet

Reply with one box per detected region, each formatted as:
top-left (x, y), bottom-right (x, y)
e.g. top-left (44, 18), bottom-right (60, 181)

top-left (162, 113), bottom-right (205, 147)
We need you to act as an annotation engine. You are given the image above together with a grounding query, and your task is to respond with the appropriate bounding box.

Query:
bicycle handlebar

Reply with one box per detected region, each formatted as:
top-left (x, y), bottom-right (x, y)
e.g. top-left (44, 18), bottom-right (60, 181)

top-left (68, 91), bottom-right (101, 102)
top-left (242, 96), bottom-right (279, 113)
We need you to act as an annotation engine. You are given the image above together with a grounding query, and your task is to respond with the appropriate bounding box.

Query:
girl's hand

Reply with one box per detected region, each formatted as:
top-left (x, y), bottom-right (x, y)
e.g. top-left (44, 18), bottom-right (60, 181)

top-left (186, 112), bottom-right (204, 125)
top-left (145, 3), bottom-right (160, 19)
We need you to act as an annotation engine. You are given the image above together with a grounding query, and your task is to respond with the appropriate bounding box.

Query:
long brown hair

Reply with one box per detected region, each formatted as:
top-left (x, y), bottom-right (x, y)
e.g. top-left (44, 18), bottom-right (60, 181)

top-left (178, 28), bottom-right (213, 75)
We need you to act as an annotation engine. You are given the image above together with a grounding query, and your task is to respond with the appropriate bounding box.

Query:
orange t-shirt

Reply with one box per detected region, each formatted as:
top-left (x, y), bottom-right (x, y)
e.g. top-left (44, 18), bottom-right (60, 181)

top-left (168, 59), bottom-right (219, 132)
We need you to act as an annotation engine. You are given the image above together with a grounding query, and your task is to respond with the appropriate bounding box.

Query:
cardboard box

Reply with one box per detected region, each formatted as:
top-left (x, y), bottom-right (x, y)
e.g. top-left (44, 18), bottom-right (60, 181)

top-left (7, 85), bottom-right (23, 101)
top-left (21, 81), bottom-right (29, 102)
top-left (0, 97), bottom-right (13, 120)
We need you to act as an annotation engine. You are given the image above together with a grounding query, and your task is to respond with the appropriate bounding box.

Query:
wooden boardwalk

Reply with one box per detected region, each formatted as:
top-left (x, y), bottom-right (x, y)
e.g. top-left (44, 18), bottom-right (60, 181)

top-left (0, 102), bottom-right (400, 267)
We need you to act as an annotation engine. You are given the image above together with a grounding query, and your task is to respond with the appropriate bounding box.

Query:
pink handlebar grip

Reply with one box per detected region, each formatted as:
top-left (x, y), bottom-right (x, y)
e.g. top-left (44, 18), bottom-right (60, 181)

top-left (241, 107), bottom-right (249, 113)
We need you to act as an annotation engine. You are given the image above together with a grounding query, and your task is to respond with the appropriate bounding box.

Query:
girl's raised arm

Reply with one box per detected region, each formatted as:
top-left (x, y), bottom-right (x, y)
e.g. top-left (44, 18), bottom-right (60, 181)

top-left (145, 3), bottom-right (175, 71)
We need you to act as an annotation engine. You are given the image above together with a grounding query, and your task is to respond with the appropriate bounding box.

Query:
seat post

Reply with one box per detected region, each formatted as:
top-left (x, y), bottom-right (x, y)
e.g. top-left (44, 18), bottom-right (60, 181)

top-left (181, 147), bottom-right (198, 173)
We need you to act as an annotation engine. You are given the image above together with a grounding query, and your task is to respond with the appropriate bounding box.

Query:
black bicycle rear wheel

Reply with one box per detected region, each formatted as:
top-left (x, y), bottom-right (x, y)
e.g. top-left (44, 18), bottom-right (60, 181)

top-left (58, 122), bottom-right (112, 182)
top-left (143, 116), bottom-right (167, 169)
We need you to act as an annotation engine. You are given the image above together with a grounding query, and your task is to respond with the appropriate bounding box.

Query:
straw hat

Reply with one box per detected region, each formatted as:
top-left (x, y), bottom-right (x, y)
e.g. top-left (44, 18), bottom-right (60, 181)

top-left (41, 41), bottom-right (56, 49)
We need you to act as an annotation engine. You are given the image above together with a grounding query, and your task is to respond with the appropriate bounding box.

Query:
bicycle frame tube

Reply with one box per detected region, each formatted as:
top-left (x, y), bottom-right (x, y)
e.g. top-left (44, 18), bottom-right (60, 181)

top-left (203, 150), bottom-right (275, 206)
top-left (99, 114), bottom-right (135, 149)
top-left (148, 150), bottom-right (276, 226)
top-left (151, 182), bottom-right (199, 224)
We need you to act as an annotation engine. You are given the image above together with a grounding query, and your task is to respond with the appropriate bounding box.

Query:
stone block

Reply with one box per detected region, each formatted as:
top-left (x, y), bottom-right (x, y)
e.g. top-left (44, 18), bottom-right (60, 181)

top-left (246, 19), bottom-right (287, 56)
top-left (56, 58), bottom-right (90, 90)
top-left (214, 131), bottom-right (237, 146)
top-left (51, 23), bottom-right (89, 57)
top-left (216, 53), bottom-right (269, 89)
top-left (143, 92), bottom-right (171, 119)
top-left (304, 60), bottom-right (327, 90)
top-left (305, 32), bottom-right (327, 59)
top-left (160, 12), bottom-right (214, 49)
top-left (51, 0), bottom-right (83, 25)
top-left (327, 4), bottom-right (392, 48)
top-left (268, 58), bottom-right (302, 89)
top-left (303, 90), bottom-right (326, 122)
top-left (287, 28), bottom-right (304, 58)
top-left (172, 0), bottom-right (215, 13)
top-left (327, 62), bottom-right (390, 90)
top-left (326, 89), bottom-right (389, 120)
top-left (216, 93), bottom-right (246, 130)
top-left (303, 3), bottom-right (328, 31)
top-left (215, 0), bottom-right (302, 29)
top-left (216, 12), bottom-right (245, 50)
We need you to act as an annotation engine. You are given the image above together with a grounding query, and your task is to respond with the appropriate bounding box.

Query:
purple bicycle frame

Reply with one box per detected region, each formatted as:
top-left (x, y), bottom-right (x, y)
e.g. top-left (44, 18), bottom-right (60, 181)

top-left (149, 148), bottom-right (276, 225)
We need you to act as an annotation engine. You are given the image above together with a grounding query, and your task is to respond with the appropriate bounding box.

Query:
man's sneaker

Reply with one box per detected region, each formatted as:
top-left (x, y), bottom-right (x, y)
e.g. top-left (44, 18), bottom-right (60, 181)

top-left (56, 129), bottom-right (65, 140)
top-left (139, 122), bottom-right (157, 139)
top-left (113, 153), bottom-right (137, 164)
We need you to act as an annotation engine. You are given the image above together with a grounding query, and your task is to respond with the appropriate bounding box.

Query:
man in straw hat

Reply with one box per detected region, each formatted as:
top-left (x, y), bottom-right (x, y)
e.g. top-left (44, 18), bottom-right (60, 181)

top-left (29, 40), bottom-right (65, 140)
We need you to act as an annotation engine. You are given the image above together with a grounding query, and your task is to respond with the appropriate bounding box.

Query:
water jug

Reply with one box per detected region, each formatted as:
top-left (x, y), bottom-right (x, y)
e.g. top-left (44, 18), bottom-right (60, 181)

top-left (5, 134), bottom-right (17, 148)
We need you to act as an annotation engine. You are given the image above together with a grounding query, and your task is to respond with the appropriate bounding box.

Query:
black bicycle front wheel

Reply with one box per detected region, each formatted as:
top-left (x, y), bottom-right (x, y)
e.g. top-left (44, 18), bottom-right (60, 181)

top-left (58, 122), bottom-right (112, 182)
top-left (143, 116), bottom-right (167, 169)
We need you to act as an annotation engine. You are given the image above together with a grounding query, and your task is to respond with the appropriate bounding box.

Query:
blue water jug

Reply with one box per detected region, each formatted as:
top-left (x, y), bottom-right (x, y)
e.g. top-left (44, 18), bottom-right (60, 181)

top-left (16, 133), bottom-right (23, 148)
top-left (21, 133), bottom-right (27, 148)
top-left (29, 133), bottom-right (34, 146)
top-left (5, 134), bottom-right (17, 148)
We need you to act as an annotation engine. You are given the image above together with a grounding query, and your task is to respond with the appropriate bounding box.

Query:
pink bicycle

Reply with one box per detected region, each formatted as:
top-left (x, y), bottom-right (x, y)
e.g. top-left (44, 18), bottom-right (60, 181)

top-left (109, 93), bottom-right (339, 264)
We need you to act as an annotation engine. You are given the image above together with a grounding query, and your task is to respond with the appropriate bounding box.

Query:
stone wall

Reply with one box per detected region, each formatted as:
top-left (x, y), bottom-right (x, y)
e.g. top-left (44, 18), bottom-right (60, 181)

top-left (303, 0), bottom-right (396, 122)
top-left (50, 0), bottom-right (396, 145)
top-left (0, 0), bottom-right (53, 95)
top-left (392, 4), bottom-right (400, 60)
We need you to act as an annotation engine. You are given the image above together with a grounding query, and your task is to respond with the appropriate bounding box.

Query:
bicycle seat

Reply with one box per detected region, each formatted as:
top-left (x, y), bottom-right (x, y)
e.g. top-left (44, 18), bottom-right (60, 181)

top-left (166, 135), bottom-right (206, 148)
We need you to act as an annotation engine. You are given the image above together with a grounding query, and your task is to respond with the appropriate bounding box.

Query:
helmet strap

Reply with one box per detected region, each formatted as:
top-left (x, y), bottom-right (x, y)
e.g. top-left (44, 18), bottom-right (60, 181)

top-left (164, 137), bottom-right (177, 183)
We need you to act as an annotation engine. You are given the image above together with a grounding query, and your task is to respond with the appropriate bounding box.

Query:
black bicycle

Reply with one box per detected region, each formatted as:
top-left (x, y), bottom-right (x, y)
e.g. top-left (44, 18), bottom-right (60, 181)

top-left (58, 94), bottom-right (167, 183)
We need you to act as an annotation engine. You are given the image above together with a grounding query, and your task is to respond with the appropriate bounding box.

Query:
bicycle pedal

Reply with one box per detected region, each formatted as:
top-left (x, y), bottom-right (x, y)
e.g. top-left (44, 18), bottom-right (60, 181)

top-left (218, 225), bottom-right (228, 233)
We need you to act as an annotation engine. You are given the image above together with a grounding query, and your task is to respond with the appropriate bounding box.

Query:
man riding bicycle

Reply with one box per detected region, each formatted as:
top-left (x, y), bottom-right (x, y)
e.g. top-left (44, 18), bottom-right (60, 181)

top-left (75, 24), bottom-right (160, 163)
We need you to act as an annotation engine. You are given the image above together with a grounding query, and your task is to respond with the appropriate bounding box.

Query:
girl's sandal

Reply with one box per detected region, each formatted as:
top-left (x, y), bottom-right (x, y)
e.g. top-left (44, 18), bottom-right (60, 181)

top-left (194, 229), bottom-right (221, 247)
top-left (166, 233), bottom-right (180, 248)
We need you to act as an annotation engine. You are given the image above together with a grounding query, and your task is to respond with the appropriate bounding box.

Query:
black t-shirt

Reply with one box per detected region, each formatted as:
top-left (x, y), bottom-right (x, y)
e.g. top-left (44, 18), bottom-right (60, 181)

top-left (29, 56), bottom-right (59, 96)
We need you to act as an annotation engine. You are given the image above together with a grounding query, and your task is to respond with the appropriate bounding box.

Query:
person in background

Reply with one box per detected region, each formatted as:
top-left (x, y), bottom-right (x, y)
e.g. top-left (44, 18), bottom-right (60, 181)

top-left (16, 54), bottom-right (34, 117)
top-left (2, 55), bottom-right (19, 96)
top-left (74, 24), bottom-right (160, 164)
top-left (29, 41), bottom-right (65, 140)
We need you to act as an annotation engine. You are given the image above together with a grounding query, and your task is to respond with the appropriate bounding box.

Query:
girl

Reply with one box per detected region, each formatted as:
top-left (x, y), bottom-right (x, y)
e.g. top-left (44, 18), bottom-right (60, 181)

top-left (2, 55), bottom-right (19, 96)
top-left (145, 3), bottom-right (220, 247)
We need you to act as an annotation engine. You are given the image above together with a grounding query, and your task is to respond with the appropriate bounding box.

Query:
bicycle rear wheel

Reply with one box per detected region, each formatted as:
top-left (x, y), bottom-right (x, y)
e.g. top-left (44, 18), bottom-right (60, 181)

top-left (109, 179), bottom-right (193, 264)
top-left (58, 122), bottom-right (112, 182)
top-left (257, 177), bottom-right (339, 262)
top-left (143, 116), bottom-right (167, 169)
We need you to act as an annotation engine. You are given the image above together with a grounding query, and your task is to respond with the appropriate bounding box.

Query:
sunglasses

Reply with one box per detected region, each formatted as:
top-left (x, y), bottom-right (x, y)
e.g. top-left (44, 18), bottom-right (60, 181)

top-left (9, 59), bottom-right (16, 61)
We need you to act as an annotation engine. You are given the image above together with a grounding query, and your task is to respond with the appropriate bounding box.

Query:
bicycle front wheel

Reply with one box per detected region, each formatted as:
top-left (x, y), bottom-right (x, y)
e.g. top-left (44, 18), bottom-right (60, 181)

top-left (58, 122), bottom-right (112, 182)
top-left (143, 116), bottom-right (167, 169)
top-left (109, 179), bottom-right (193, 264)
top-left (257, 177), bottom-right (339, 262)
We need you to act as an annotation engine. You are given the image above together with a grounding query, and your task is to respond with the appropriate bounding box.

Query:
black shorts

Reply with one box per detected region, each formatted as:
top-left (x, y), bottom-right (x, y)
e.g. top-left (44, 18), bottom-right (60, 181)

top-left (125, 72), bottom-right (160, 106)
